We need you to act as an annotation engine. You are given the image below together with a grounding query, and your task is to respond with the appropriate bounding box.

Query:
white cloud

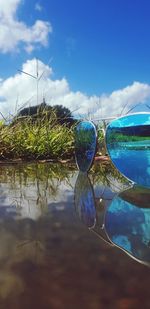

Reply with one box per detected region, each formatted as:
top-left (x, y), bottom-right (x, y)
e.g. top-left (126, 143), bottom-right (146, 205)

top-left (95, 82), bottom-right (150, 120)
top-left (35, 3), bottom-right (43, 12)
top-left (0, 0), bottom-right (52, 53)
top-left (0, 59), bottom-right (150, 121)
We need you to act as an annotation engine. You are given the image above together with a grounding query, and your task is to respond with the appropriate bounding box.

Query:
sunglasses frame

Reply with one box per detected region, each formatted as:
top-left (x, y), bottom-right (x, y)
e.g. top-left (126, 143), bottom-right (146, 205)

top-left (74, 112), bottom-right (150, 188)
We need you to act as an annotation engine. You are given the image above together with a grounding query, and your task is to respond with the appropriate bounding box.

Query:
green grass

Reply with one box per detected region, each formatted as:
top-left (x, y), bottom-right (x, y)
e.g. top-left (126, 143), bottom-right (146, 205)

top-left (0, 117), bottom-right (107, 161)
top-left (107, 132), bottom-right (150, 143)
top-left (0, 115), bottom-right (75, 160)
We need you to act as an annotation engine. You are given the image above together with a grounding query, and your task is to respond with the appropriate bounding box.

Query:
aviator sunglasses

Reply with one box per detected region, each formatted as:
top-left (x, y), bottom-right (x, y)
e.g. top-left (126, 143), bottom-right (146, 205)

top-left (74, 172), bottom-right (150, 267)
top-left (74, 112), bottom-right (150, 188)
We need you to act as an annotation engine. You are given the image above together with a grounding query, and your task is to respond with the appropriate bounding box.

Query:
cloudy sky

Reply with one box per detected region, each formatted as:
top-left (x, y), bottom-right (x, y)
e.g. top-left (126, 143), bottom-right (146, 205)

top-left (0, 0), bottom-right (150, 120)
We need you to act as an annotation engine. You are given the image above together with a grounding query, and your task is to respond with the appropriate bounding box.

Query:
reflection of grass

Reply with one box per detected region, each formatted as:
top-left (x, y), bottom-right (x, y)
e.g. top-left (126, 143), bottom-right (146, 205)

top-left (90, 161), bottom-right (129, 187)
top-left (107, 132), bottom-right (150, 143)
top-left (75, 127), bottom-right (96, 151)
top-left (0, 163), bottom-right (75, 199)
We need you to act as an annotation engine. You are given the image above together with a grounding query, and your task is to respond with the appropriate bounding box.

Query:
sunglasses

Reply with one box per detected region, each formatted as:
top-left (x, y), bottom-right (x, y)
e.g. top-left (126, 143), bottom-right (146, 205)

top-left (74, 172), bottom-right (150, 267)
top-left (74, 112), bottom-right (150, 188)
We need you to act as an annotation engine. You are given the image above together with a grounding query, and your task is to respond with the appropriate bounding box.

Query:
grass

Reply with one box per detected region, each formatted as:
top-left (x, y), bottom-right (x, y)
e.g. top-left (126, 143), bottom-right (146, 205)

top-left (0, 115), bottom-right (75, 161)
top-left (0, 114), bottom-right (107, 161)
top-left (107, 132), bottom-right (150, 143)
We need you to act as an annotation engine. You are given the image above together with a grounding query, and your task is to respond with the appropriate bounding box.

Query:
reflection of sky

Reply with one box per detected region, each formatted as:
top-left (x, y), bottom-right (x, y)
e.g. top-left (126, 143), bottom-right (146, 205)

top-left (109, 113), bottom-right (150, 128)
top-left (112, 235), bottom-right (132, 252)
top-left (107, 148), bottom-right (150, 188)
top-left (105, 194), bottom-right (150, 263)
top-left (76, 121), bottom-right (96, 131)
top-left (0, 172), bottom-right (76, 220)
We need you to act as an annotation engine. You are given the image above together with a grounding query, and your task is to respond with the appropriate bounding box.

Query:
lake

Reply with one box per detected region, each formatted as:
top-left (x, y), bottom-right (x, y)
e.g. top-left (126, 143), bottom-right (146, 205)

top-left (0, 162), bottom-right (150, 308)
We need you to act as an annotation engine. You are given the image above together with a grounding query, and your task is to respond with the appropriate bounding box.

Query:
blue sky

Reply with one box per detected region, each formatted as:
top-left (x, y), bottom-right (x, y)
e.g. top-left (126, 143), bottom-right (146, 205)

top-left (1, 0), bottom-right (150, 119)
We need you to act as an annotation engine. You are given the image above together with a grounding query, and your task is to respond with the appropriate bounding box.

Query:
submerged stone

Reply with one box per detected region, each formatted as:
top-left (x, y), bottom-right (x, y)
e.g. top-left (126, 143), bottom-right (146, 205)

top-left (105, 113), bottom-right (150, 188)
top-left (74, 121), bottom-right (97, 172)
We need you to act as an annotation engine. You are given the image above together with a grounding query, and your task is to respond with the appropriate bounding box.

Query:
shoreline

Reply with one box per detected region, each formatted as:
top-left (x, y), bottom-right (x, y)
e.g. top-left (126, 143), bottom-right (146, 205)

top-left (0, 155), bottom-right (110, 165)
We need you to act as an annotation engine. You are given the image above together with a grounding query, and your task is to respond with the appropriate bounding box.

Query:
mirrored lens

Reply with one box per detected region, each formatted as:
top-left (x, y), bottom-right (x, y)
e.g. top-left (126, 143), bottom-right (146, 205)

top-left (74, 121), bottom-right (97, 172)
top-left (105, 113), bottom-right (150, 188)
top-left (105, 186), bottom-right (150, 265)
top-left (74, 172), bottom-right (96, 228)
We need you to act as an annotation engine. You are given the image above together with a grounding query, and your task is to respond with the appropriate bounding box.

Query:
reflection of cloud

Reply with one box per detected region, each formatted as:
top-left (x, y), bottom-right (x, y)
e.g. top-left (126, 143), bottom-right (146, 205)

top-left (0, 165), bottom-right (75, 220)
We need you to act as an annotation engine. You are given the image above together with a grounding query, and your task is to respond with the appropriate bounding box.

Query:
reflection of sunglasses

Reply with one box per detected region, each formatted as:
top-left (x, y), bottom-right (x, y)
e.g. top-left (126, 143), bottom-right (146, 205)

top-left (74, 172), bottom-right (150, 267)
top-left (74, 112), bottom-right (150, 188)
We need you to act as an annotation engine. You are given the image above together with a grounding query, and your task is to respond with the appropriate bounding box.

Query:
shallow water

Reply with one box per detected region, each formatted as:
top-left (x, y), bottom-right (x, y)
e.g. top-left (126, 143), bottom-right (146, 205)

top-left (0, 163), bottom-right (150, 309)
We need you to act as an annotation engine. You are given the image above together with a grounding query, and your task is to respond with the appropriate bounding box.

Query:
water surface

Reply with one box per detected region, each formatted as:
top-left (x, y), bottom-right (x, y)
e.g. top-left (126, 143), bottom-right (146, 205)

top-left (0, 162), bottom-right (150, 308)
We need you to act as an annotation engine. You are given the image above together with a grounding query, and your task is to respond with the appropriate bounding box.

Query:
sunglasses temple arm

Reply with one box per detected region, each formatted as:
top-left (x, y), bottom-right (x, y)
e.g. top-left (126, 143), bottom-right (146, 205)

top-left (90, 229), bottom-right (114, 247)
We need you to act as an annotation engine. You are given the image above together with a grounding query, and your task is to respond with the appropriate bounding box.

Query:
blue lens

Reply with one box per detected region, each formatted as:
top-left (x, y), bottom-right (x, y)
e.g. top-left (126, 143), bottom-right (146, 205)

top-left (105, 186), bottom-right (150, 265)
top-left (74, 172), bottom-right (96, 228)
top-left (74, 121), bottom-right (97, 172)
top-left (105, 113), bottom-right (150, 188)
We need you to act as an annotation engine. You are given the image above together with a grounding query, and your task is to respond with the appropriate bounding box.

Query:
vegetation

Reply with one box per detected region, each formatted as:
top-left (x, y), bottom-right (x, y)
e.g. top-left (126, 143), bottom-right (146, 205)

top-left (0, 162), bottom-right (75, 200)
top-left (16, 102), bottom-right (75, 127)
top-left (0, 113), bottom-right (75, 160)
top-left (90, 160), bottom-right (129, 187)
top-left (0, 104), bottom-right (107, 161)
top-left (107, 131), bottom-right (150, 144)
top-left (97, 126), bottom-right (106, 155)
top-left (74, 126), bottom-right (96, 153)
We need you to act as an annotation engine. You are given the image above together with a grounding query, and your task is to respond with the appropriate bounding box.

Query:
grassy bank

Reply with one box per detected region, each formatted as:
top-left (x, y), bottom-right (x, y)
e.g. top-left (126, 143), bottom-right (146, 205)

top-left (107, 132), bottom-right (150, 143)
top-left (0, 117), bottom-right (75, 161)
